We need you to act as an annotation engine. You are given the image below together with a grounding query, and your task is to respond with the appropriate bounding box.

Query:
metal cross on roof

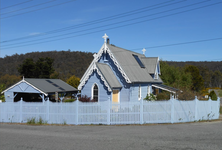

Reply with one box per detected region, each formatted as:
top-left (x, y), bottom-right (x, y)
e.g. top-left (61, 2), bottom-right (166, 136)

top-left (142, 48), bottom-right (146, 55)
top-left (102, 33), bottom-right (108, 43)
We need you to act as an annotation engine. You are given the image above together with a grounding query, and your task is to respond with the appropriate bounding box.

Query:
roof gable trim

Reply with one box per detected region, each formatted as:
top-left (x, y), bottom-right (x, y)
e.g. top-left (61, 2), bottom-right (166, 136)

top-left (107, 45), bottom-right (131, 83)
top-left (78, 63), bottom-right (112, 92)
top-left (2, 79), bottom-right (48, 96)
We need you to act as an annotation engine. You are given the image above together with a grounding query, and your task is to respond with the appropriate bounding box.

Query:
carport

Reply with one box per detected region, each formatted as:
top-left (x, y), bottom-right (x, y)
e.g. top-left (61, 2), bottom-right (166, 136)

top-left (2, 77), bottom-right (78, 102)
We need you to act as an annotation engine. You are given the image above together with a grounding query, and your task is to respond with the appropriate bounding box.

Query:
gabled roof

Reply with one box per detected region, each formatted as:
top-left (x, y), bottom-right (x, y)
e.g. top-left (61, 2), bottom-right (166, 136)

top-left (78, 35), bottom-right (163, 91)
top-left (24, 78), bottom-right (77, 93)
top-left (2, 78), bottom-right (77, 95)
top-left (96, 63), bottom-right (122, 89)
top-left (141, 57), bottom-right (158, 74)
top-left (107, 44), bottom-right (162, 83)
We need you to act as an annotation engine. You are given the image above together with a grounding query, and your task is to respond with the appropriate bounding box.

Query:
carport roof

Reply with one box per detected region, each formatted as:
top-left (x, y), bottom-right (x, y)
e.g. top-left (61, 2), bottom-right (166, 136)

top-left (25, 78), bottom-right (78, 93)
top-left (2, 78), bottom-right (78, 95)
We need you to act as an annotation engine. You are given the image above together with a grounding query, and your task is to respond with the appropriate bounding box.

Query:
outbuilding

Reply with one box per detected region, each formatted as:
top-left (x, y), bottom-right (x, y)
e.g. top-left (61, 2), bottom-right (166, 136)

top-left (2, 77), bottom-right (78, 102)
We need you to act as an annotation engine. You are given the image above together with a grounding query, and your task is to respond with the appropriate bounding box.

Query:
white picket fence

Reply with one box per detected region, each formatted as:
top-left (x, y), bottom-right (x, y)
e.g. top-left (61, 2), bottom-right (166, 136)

top-left (0, 97), bottom-right (220, 125)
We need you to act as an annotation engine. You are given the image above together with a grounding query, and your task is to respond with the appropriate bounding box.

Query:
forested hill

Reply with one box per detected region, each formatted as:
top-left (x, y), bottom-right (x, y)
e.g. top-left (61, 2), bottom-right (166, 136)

top-left (0, 51), bottom-right (222, 80)
top-left (0, 51), bottom-right (93, 79)
top-left (165, 61), bottom-right (222, 72)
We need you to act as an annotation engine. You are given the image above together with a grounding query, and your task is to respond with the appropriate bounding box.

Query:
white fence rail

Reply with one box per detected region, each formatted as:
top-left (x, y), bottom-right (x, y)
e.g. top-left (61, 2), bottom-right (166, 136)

top-left (0, 97), bottom-right (220, 125)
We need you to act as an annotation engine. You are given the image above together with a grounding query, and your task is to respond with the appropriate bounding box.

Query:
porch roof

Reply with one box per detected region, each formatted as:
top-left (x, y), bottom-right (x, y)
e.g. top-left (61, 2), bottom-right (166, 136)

top-left (152, 84), bottom-right (179, 94)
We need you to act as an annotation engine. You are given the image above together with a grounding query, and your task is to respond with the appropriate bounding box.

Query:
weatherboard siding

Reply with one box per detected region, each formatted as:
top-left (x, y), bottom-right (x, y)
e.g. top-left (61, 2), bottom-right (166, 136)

top-left (129, 83), bottom-right (150, 102)
top-left (81, 71), bottom-right (111, 102)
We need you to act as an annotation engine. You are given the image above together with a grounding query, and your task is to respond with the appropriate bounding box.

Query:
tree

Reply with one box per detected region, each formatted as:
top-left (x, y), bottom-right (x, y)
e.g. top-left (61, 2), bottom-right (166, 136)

top-left (66, 75), bottom-right (80, 89)
top-left (0, 74), bottom-right (21, 88)
top-left (18, 58), bottom-right (35, 78)
top-left (18, 57), bottom-right (54, 78)
top-left (160, 61), bottom-right (192, 90)
top-left (184, 65), bottom-right (204, 92)
top-left (35, 57), bottom-right (55, 78)
top-left (211, 71), bottom-right (222, 88)
top-left (0, 84), bottom-right (5, 102)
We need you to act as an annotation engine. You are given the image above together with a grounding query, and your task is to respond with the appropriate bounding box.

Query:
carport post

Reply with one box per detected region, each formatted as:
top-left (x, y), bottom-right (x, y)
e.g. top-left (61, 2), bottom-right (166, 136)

top-left (46, 98), bottom-right (49, 122)
top-left (20, 98), bottom-right (23, 123)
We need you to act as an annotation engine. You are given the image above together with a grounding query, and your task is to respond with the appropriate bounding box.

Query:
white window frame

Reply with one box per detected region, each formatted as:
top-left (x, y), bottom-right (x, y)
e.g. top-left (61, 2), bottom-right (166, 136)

top-left (91, 83), bottom-right (99, 102)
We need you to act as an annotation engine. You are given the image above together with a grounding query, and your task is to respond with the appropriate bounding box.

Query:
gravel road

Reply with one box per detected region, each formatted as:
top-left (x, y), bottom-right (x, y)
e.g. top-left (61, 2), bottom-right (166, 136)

top-left (1, 121), bottom-right (222, 150)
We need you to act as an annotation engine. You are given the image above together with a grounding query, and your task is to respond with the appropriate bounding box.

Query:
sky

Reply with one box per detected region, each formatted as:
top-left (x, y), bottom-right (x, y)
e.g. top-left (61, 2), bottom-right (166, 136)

top-left (0, 0), bottom-right (222, 61)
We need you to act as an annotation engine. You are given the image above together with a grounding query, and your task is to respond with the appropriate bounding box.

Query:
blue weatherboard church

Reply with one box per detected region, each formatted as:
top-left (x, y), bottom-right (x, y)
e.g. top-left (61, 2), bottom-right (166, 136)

top-left (78, 34), bottom-right (176, 103)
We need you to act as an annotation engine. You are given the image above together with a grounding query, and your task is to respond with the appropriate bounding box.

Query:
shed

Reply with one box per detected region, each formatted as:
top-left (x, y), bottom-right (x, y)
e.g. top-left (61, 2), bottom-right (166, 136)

top-left (1, 78), bottom-right (78, 102)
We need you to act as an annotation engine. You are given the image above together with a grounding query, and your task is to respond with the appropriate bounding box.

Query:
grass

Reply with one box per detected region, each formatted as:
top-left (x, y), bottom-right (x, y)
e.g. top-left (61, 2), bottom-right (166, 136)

top-left (27, 117), bottom-right (47, 125)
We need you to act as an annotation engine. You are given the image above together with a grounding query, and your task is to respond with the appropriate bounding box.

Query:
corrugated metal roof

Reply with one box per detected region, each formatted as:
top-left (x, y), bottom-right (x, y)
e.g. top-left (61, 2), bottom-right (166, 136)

top-left (96, 63), bottom-right (122, 88)
top-left (152, 84), bottom-right (179, 93)
top-left (25, 78), bottom-right (77, 93)
top-left (107, 44), bottom-right (162, 83)
top-left (141, 57), bottom-right (158, 74)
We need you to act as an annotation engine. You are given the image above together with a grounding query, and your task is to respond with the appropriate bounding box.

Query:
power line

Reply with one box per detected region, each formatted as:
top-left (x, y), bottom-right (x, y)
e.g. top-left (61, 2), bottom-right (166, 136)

top-left (130, 37), bottom-right (222, 51)
top-left (1, 0), bottom-right (214, 48)
top-left (0, 0), bottom-right (76, 19)
top-left (1, 0), bottom-right (221, 49)
top-left (1, 0), bottom-right (56, 15)
top-left (0, 0), bottom-right (181, 43)
top-left (0, 0), bottom-right (33, 10)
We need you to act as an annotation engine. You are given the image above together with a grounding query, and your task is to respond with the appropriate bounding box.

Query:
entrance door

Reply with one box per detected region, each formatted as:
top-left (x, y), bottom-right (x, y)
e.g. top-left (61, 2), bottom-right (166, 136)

top-left (112, 89), bottom-right (119, 103)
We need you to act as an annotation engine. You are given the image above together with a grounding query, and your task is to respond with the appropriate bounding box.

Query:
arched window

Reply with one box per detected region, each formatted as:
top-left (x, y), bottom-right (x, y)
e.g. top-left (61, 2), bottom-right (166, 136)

top-left (92, 84), bottom-right (98, 102)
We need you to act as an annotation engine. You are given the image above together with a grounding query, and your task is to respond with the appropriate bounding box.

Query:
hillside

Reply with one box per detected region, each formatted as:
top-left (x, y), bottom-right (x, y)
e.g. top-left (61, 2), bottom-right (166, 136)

top-left (0, 51), bottom-right (222, 80)
top-left (0, 50), bottom-right (93, 80)
top-left (165, 61), bottom-right (222, 72)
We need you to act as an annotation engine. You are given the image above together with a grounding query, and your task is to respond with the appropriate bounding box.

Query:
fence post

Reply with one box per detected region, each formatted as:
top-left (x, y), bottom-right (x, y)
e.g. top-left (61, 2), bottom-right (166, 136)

top-left (209, 97), bottom-right (212, 120)
top-left (218, 97), bottom-right (221, 119)
top-left (195, 96), bottom-right (198, 121)
top-left (46, 98), bottom-right (49, 123)
top-left (75, 98), bottom-right (79, 125)
top-left (140, 97), bottom-right (143, 125)
top-left (107, 97), bottom-right (110, 125)
top-left (20, 97), bottom-right (23, 123)
top-left (171, 96), bottom-right (174, 124)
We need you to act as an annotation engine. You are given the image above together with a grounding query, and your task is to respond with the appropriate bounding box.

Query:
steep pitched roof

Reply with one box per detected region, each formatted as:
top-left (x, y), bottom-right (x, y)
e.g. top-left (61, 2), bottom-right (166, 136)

top-left (141, 57), bottom-right (158, 74)
top-left (107, 44), bottom-right (162, 83)
top-left (96, 63), bottom-right (122, 88)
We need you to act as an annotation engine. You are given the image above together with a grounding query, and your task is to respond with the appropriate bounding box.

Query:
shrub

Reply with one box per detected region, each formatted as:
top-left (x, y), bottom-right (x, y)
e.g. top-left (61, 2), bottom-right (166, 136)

top-left (209, 90), bottom-right (217, 100)
top-left (79, 95), bottom-right (97, 102)
top-left (156, 92), bottom-right (170, 100)
top-left (144, 94), bottom-right (156, 101)
top-left (178, 88), bottom-right (195, 100)
top-left (63, 99), bottom-right (76, 103)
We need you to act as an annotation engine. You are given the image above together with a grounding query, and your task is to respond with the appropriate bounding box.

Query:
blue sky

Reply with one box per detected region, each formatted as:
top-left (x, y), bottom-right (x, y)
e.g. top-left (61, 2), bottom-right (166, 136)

top-left (0, 0), bottom-right (222, 61)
